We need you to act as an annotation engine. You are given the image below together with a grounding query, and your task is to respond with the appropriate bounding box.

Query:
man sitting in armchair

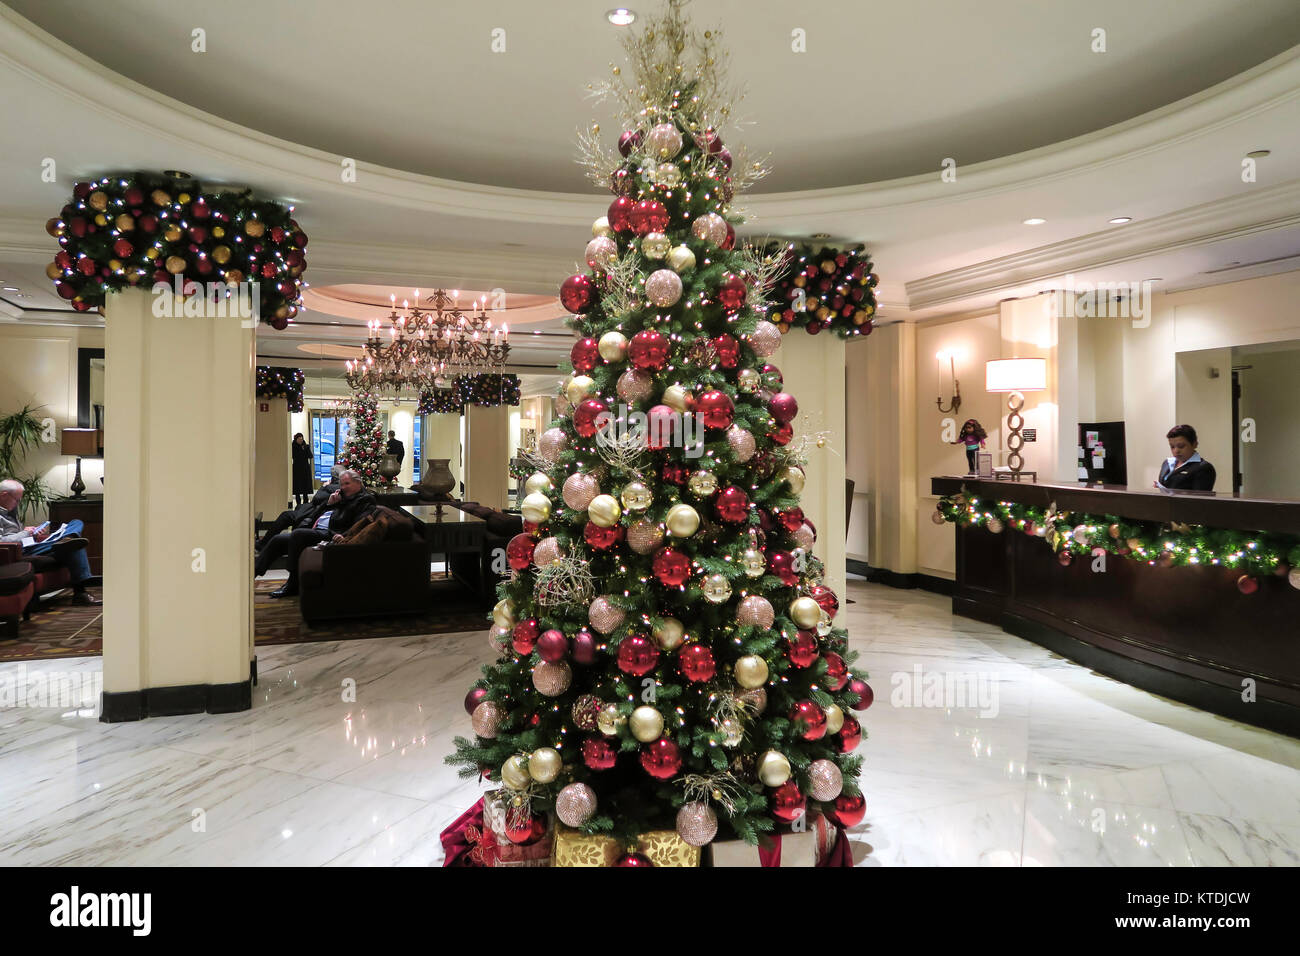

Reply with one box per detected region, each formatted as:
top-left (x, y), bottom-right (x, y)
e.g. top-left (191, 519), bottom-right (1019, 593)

top-left (255, 469), bottom-right (375, 598)
top-left (257, 464), bottom-right (343, 549)
top-left (0, 479), bottom-right (100, 606)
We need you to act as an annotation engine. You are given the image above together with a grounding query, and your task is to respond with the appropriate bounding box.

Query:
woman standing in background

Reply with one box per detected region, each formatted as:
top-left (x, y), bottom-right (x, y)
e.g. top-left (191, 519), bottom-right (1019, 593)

top-left (1155, 424), bottom-right (1216, 491)
top-left (291, 432), bottom-right (314, 505)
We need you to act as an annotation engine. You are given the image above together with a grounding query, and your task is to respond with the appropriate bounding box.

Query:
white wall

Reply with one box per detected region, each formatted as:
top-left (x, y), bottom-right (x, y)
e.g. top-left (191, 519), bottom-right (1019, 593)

top-left (1238, 347), bottom-right (1300, 498)
top-left (1174, 348), bottom-right (1232, 486)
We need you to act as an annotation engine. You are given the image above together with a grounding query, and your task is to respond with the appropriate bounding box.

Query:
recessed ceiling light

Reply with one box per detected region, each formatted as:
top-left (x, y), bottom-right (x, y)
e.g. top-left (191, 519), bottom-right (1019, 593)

top-left (2, 286), bottom-right (18, 292)
top-left (1108, 217), bottom-right (1132, 224)
top-left (1023, 218), bottom-right (1046, 225)
top-left (1145, 278), bottom-right (1163, 282)
top-left (607, 8), bottom-right (636, 25)
top-left (1246, 149), bottom-right (1270, 158)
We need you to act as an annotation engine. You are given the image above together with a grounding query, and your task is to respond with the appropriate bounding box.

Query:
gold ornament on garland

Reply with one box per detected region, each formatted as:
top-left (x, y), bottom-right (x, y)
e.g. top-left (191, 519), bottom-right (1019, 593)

top-left (734, 655), bottom-right (769, 689)
top-left (665, 502), bottom-right (701, 538)
top-left (629, 706), bottom-right (666, 742)
top-left (620, 480), bottom-right (653, 511)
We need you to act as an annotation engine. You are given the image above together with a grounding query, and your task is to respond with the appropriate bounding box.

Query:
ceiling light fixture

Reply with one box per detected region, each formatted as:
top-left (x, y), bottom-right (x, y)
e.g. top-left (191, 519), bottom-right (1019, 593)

top-left (607, 8), bottom-right (636, 25)
top-left (1023, 218), bottom-right (1046, 226)
top-left (1108, 217), bottom-right (1132, 224)
top-left (810, 232), bottom-right (831, 240)
top-left (1246, 149), bottom-right (1270, 158)
top-left (2, 286), bottom-right (18, 292)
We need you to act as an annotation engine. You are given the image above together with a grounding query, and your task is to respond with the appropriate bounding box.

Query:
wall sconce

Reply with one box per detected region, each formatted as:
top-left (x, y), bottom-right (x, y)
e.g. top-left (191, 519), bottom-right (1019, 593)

top-left (935, 351), bottom-right (961, 414)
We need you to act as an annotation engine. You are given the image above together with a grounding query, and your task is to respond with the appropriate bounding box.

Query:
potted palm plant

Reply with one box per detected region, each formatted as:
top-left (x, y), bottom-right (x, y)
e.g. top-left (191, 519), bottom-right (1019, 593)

top-left (0, 403), bottom-right (54, 521)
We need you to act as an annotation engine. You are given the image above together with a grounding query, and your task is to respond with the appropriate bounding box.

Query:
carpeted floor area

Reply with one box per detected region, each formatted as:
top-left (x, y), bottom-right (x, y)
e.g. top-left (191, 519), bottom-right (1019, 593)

top-left (0, 578), bottom-right (489, 662)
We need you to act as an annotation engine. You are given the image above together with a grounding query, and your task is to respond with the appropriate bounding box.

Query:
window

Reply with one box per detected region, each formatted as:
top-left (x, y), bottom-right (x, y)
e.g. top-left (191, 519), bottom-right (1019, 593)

top-left (309, 409), bottom-right (389, 482)
top-left (413, 417), bottom-right (422, 483)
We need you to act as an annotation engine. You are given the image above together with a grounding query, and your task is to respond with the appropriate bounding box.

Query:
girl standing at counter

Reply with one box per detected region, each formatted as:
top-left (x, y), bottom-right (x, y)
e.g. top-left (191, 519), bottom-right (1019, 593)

top-left (1156, 424), bottom-right (1216, 491)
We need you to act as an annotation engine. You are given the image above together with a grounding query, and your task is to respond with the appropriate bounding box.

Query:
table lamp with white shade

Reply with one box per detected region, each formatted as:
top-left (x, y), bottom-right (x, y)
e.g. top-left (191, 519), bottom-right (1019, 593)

top-left (985, 358), bottom-right (1047, 479)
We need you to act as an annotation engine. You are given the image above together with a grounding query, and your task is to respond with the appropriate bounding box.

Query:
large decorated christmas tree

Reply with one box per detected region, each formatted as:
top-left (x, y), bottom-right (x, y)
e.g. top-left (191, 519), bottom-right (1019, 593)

top-left (341, 388), bottom-right (385, 486)
top-left (448, 0), bottom-right (868, 859)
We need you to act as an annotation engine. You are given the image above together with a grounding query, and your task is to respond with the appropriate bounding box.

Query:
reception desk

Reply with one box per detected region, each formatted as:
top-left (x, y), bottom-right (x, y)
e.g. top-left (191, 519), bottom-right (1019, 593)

top-left (932, 476), bottom-right (1300, 737)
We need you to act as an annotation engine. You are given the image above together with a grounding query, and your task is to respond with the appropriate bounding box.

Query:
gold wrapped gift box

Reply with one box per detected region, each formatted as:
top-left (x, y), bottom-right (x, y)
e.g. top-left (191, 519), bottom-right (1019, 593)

top-left (552, 823), bottom-right (701, 867)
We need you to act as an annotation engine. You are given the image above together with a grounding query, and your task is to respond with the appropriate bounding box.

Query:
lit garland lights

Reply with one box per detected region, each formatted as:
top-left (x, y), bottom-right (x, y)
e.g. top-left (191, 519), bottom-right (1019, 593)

top-left (255, 366), bottom-right (305, 412)
top-left (764, 242), bottom-right (877, 338)
top-left (45, 172), bottom-right (307, 327)
top-left (417, 374), bottom-right (521, 414)
top-left (936, 488), bottom-right (1300, 592)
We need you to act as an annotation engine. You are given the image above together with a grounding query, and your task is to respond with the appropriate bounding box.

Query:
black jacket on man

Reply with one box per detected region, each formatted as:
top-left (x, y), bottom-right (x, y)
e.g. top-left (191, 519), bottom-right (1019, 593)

top-left (386, 438), bottom-right (405, 463)
top-left (317, 488), bottom-right (377, 534)
top-left (1158, 456), bottom-right (1216, 491)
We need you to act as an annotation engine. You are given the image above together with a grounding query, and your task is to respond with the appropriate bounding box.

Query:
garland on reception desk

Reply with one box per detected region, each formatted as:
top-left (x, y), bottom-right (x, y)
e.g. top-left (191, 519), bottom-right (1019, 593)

top-left (255, 366), bottom-right (305, 412)
top-left (417, 374), bottom-right (521, 414)
top-left (764, 242), bottom-right (876, 338)
top-left (44, 172), bottom-right (307, 327)
top-left (935, 488), bottom-right (1300, 593)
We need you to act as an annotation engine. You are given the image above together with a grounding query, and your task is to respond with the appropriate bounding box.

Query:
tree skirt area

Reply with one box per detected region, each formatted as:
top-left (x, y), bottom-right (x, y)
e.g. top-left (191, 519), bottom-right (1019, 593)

top-left (0, 579), bottom-right (488, 662)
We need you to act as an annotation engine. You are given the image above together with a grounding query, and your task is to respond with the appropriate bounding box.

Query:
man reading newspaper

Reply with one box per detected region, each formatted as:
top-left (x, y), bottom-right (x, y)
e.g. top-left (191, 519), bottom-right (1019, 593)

top-left (0, 479), bottom-right (99, 605)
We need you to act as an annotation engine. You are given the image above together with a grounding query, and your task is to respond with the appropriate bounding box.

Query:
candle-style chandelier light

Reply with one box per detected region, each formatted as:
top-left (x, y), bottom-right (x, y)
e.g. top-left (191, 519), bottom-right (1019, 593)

top-left (345, 289), bottom-right (510, 395)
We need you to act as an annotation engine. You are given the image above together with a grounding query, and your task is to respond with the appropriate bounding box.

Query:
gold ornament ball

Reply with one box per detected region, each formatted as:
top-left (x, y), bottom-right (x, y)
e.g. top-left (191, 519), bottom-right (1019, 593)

top-left (501, 755), bottom-right (531, 790)
top-left (741, 548), bottom-right (766, 578)
top-left (244, 219), bottom-right (265, 238)
top-left (661, 384), bottom-right (690, 413)
top-left (592, 216), bottom-right (613, 238)
top-left (667, 244), bottom-right (696, 274)
top-left (629, 705), bottom-right (665, 742)
top-left (521, 492), bottom-right (553, 524)
top-left (627, 518), bottom-right (665, 554)
top-left (588, 595), bottom-right (625, 634)
top-left (641, 232), bottom-right (671, 259)
top-left (150, 189), bottom-right (171, 206)
top-left (653, 616), bottom-right (685, 650)
top-left (115, 213), bottom-right (135, 232)
top-left (598, 330), bottom-right (628, 361)
top-left (931, 510), bottom-right (946, 525)
top-left (587, 494), bottom-right (621, 528)
top-left (163, 224), bottom-right (183, 243)
top-left (164, 255), bottom-right (188, 275)
top-left (987, 517), bottom-right (1004, 534)
top-left (532, 660), bottom-right (572, 696)
top-left (492, 597), bottom-right (517, 628)
top-left (808, 759), bottom-right (844, 802)
top-left (736, 368), bottom-right (761, 393)
top-left (823, 703), bottom-right (845, 735)
top-left (488, 624), bottom-right (512, 653)
top-left (656, 162), bottom-right (683, 188)
top-left (562, 472), bottom-right (601, 511)
top-left (565, 374), bottom-right (596, 405)
top-left (645, 268), bottom-right (684, 307)
top-left (620, 480), bottom-right (653, 511)
top-left (734, 654), bottom-right (769, 689)
top-left (676, 801), bottom-right (718, 846)
top-left (665, 503), bottom-right (701, 538)
top-left (470, 700), bottom-right (502, 738)
top-left (88, 190), bottom-right (109, 211)
top-left (45, 262), bottom-right (62, 280)
top-left (524, 472), bottom-right (553, 496)
top-left (782, 465), bottom-right (806, 495)
top-left (757, 750), bottom-right (791, 787)
top-left (702, 573), bottom-right (732, 604)
top-left (790, 596), bottom-right (822, 629)
top-left (645, 121), bottom-right (683, 159)
top-left (211, 245), bottom-right (232, 265)
top-left (597, 703), bottom-right (626, 736)
top-left (688, 470), bottom-right (719, 497)
top-left (584, 236), bottom-right (619, 272)
top-left (528, 747), bottom-right (563, 784)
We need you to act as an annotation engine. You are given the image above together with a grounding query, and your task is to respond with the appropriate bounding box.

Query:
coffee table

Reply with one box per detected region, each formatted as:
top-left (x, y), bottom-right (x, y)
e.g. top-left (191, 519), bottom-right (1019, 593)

top-left (403, 505), bottom-right (489, 597)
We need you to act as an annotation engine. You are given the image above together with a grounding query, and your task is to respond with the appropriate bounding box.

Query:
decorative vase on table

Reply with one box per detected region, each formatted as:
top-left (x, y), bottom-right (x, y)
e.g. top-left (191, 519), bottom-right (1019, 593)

top-left (378, 454), bottom-right (402, 486)
top-left (419, 458), bottom-right (456, 500)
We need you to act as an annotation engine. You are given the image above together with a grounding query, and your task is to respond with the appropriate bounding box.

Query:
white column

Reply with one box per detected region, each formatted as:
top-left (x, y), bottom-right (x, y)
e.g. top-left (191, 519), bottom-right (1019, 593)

top-left (864, 322), bottom-right (918, 576)
top-left (772, 332), bottom-right (848, 599)
top-left (464, 404), bottom-right (509, 509)
top-left (254, 396), bottom-right (290, 518)
top-left (101, 288), bottom-right (254, 718)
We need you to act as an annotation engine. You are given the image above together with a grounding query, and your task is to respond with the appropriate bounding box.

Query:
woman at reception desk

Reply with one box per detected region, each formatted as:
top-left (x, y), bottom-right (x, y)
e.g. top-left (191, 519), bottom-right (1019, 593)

top-left (931, 474), bottom-right (1300, 737)
top-left (1155, 424), bottom-right (1217, 491)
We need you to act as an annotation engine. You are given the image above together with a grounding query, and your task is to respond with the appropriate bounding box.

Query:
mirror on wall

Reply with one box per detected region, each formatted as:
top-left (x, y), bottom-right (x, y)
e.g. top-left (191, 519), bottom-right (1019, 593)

top-left (76, 347), bottom-right (105, 457)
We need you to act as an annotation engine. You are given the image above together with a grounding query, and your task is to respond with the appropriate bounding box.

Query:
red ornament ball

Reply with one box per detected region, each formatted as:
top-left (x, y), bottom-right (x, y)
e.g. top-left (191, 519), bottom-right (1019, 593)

top-left (770, 780), bottom-right (806, 823)
top-left (629, 199), bottom-right (670, 236)
top-left (769, 392), bottom-right (799, 425)
top-left (582, 735), bottom-right (617, 770)
top-left (1237, 575), bottom-right (1259, 595)
top-left (823, 652), bottom-right (849, 691)
top-left (573, 398), bottom-right (609, 437)
top-left (112, 238), bottom-right (134, 258)
top-left (627, 330), bottom-right (670, 370)
top-left (695, 389), bottom-right (734, 430)
top-left (826, 793), bottom-right (866, 828)
top-left (767, 550), bottom-right (799, 587)
top-left (810, 585), bottom-right (839, 619)
top-left (640, 737), bottom-right (682, 780)
top-left (778, 507), bottom-right (806, 534)
top-left (570, 337), bottom-right (601, 372)
top-left (511, 619), bottom-right (540, 655)
top-left (662, 461), bottom-right (689, 485)
top-left (584, 520), bottom-right (623, 550)
top-left (617, 634), bottom-right (660, 676)
top-left (537, 629), bottom-right (569, 662)
top-left (849, 678), bottom-right (874, 710)
top-left (608, 196), bottom-right (635, 232)
top-left (615, 852), bottom-right (653, 867)
top-left (463, 686), bottom-right (488, 715)
top-left (1057, 550), bottom-right (1073, 567)
top-left (560, 274), bottom-right (595, 313)
top-left (790, 700), bottom-right (827, 740)
top-left (571, 629), bottom-right (598, 665)
top-left (678, 643), bottom-right (716, 682)
top-left (717, 274), bottom-right (746, 314)
top-left (837, 716), bottom-right (862, 753)
top-left (506, 533), bottom-right (536, 570)
top-left (652, 547), bottom-right (691, 586)
top-left (712, 334), bottom-right (740, 368)
top-left (618, 129), bottom-right (643, 156)
top-left (770, 422), bottom-right (794, 446)
top-left (722, 222), bottom-right (736, 250)
top-left (787, 630), bottom-right (820, 668)
top-left (715, 486), bottom-right (750, 523)
top-left (505, 814), bottom-right (547, 846)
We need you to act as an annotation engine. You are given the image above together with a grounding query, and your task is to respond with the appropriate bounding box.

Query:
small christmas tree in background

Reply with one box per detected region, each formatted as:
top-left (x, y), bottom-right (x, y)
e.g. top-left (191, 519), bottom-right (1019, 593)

top-left (447, 0), bottom-right (870, 862)
top-left (341, 388), bottom-right (385, 486)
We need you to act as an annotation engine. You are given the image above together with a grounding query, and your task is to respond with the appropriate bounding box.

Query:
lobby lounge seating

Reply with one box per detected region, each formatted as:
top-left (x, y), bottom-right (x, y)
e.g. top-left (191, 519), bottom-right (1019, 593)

top-left (0, 541), bottom-right (74, 625)
top-left (296, 513), bottom-right (433, 625)
top-left (447, 501), bottom-right (523, 600)
top-left (0, 549), bottom-right (35, 639)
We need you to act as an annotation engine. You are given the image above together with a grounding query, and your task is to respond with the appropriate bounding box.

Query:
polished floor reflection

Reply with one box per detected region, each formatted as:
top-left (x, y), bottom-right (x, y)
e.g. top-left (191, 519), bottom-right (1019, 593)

top-left (1, 580), bottom-right (1297, 866)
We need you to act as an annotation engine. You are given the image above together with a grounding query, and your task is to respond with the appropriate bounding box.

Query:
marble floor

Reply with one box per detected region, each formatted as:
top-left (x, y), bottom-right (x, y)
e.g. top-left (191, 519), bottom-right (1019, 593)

top-left (1, 579), bottom-right (1297, 866)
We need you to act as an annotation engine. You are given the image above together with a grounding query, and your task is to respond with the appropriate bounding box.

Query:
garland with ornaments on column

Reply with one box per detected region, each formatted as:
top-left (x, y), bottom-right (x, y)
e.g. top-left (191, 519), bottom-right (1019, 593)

top-left (255, 367), bottom-right (305, 412)
top-left (935, 489), bottom-right (1300, 593)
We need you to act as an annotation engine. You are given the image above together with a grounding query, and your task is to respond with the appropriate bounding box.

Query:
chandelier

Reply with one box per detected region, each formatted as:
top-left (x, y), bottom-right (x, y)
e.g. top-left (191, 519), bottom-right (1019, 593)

top-left (345, 289), bottom-right (510, 395)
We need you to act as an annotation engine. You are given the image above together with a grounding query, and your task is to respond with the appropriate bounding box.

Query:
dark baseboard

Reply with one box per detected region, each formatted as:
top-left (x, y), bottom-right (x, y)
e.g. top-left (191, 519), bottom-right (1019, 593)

top-left (983, 610), bottom-right (1300, 739)
top-left (100, 660), bottom-right (255, 723)
top-left (853, 561), bottom-right (955, 596)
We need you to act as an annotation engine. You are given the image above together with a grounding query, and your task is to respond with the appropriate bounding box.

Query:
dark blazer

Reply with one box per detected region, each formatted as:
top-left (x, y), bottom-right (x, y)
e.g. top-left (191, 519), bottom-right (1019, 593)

top-left (291, 440), bottom-right (314, 494)
top-left (291, 482), bottom-right (339, 529)
top-left (386, 438), bottom-right (405, 462)
top-left (318, 488), bottom-right (377, 535)
top-left (1159, 457), bottom-right (1216, 491)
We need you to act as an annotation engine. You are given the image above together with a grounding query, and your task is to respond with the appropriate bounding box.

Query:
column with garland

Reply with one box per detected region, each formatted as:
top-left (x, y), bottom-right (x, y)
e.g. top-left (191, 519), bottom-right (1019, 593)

top-left (448, 0), bottom-right (871, 860)
top-left (341, 389), bottom-right (385, 486)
